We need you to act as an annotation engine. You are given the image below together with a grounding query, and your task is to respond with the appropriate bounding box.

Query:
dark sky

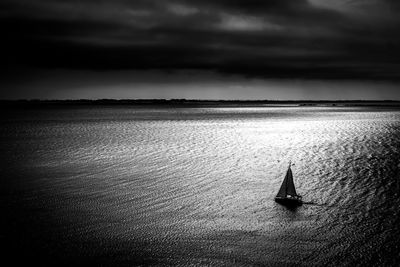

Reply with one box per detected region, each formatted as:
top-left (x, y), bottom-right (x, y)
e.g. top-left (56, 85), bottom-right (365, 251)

top-left (1, 0), bottom-right (400, 99)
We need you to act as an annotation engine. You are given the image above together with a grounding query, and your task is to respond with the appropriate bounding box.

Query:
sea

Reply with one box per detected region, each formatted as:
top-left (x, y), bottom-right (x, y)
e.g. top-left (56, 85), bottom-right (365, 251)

top-left (1, 105), bottom-right (400, 266)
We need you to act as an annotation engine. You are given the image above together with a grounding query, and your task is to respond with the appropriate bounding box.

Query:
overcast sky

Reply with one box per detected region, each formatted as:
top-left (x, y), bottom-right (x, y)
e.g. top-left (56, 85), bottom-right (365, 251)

top-left (1, 0), bottom-right (400, 99)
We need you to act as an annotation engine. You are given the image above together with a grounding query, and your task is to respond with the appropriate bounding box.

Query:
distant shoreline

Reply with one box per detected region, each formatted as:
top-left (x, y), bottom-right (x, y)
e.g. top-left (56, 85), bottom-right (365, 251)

top-left (2, 99), bottom-right (400, 108)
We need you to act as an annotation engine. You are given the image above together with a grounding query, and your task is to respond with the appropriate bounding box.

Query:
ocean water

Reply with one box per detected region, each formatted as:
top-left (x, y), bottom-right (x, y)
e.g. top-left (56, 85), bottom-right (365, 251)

top-left (1, 106), bottom-right (400, 266)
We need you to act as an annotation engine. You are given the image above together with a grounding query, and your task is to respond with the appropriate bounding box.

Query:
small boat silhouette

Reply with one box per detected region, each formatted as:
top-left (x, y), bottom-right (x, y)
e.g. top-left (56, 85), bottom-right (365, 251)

top-left (275, 161), bottom-right (302, 206)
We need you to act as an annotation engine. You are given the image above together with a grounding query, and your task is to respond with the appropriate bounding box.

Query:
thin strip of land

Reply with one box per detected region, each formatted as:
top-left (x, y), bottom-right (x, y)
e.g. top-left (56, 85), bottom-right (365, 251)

top-left (1, 99), bottom-right (400, 108)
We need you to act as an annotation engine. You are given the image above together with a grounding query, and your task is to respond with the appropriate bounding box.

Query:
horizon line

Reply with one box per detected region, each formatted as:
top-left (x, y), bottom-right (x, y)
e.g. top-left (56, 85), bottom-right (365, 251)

top-left (2, 99), bottom-right (400, 102)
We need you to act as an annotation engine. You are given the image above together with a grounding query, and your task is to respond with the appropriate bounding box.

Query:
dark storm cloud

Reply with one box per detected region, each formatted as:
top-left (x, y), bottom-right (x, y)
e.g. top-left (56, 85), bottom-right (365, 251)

top-left (1, 0), bottom-right (400, 80)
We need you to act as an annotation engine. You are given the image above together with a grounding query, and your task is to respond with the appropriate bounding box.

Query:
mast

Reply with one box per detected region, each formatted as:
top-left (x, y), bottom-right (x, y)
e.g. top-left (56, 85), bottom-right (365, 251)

top-left (285, 161), bottom-right (291, 195)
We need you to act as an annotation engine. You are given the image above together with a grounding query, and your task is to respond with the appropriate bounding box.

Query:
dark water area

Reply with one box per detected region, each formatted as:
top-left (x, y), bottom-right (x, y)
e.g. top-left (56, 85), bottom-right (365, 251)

top-left (1, 106), bottom-right (400, 266)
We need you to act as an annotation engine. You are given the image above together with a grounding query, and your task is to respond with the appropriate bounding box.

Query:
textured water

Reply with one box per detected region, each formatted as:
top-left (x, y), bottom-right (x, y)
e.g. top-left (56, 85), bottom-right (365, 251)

top-left (1, 106), bottom-right (400, 266)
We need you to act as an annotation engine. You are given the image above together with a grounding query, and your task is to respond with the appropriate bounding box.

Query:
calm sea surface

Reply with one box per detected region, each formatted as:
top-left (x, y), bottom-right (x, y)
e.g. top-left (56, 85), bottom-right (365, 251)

top-left (1, 106), bottom-right (400, 266)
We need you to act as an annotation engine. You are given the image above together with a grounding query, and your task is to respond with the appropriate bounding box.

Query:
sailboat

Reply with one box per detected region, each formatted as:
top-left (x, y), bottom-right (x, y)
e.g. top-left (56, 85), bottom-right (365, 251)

top-left (275, 162), bottom-right (302, 206)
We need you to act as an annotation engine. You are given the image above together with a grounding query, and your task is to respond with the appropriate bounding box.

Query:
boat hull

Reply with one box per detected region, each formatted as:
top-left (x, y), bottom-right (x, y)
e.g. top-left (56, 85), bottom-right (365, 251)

top-left (274, 197), bottom-right (303, 206)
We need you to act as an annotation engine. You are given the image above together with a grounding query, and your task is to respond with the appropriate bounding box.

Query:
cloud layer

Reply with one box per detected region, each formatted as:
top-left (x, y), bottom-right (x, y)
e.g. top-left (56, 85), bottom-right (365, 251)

top-left (2, 0), bottom-right (400, 80)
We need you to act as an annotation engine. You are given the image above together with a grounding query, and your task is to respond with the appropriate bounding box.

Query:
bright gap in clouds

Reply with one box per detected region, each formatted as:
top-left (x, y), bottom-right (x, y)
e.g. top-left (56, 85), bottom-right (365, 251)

top-left (1, 70), bottom-right (399, 100)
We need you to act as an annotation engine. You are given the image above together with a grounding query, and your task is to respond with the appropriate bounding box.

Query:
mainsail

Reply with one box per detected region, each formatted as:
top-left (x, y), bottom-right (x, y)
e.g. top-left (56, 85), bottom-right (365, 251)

top-left (276, 165), bottom-right (298, 197)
